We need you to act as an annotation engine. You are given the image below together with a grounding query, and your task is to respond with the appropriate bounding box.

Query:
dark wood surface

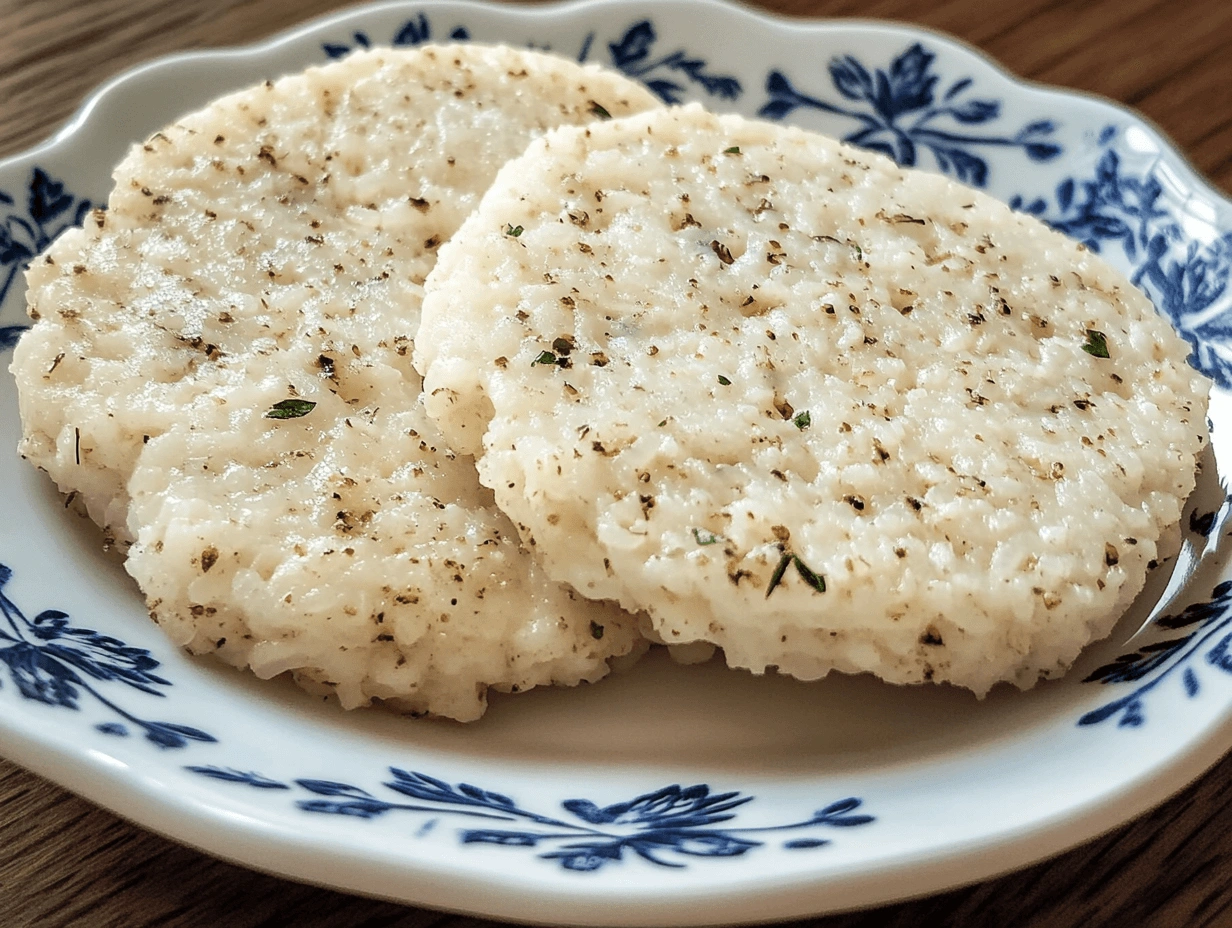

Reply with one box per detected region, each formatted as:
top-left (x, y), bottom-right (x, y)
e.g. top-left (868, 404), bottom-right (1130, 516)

top-left (4, 1), bottom-right (1232, 925)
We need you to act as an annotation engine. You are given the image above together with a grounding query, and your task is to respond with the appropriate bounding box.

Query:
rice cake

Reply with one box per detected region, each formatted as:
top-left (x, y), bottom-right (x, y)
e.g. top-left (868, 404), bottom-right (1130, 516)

top-left (11, 45), bottom-right (658, 719)
top-left (415, 104), bottom-right (1209, 695)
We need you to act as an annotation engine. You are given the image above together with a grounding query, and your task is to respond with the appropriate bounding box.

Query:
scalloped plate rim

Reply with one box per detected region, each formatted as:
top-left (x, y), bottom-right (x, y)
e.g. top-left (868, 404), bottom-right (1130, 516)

top-left (2, 1), bottom-right (1232, 924)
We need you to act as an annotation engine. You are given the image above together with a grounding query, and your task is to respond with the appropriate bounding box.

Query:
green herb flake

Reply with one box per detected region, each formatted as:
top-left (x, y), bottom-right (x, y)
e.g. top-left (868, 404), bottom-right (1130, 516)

top-left (589, 101), bottom-right (612, 120)
top-left (505, 223), bottom-right (524, 237)
top-left (766, 552), bottom-right (826, 597)
top-left (724, 146), bottom-right (741, 154)
top-left (265, 399), bottom-right (316, 420)
top-left (1082, 329), bottom-right (1110, 358)
top-left (793, 410), bottom-right (811, 430)
top-left (692, 528), bottom-right (721, 546)
top-left (552, 336), bottom-right (574, 356)
top-left (658, 419), bottom-right (668, 427)
top-left (532, 350), bottom-right (557, 367)
top-left (852, 244), bottom-right (863, 262)
top-left (792, 556), bottom-right (826, 593)
top-left (717, 375), bottom-right (732, 386)
top-left (765, 552), bottom-right (793, 599)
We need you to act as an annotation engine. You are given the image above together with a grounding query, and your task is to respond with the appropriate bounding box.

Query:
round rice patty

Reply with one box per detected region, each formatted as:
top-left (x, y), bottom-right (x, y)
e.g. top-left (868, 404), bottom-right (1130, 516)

top-left (11, 45), bottom-right (657, 719)
top-left (415, 104), bottom-right (1209, 695)
top-left (125, 372), bottom-right (639, 721)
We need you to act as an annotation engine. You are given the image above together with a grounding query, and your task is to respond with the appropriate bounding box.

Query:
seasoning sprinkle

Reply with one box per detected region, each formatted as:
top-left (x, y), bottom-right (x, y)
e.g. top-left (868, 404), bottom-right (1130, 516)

top-left (724, 146), bottom-right (741, 154)
top-left (717, 375), bottom-right (732, 386)
top-left (589, 101), bottom-right (612, 120)
top-left (265, 399), bottom-right (316, 419)
top-left (793, 410), bottom-right (811, 430)
top-left (532, 350), bottom-right (557, 366)
top-left (504, 224), bottom-right (524, 237)
top-left (692, 528), bottom-right (721, 546)
top-left (1082, 329), bottom-right (1110, 358)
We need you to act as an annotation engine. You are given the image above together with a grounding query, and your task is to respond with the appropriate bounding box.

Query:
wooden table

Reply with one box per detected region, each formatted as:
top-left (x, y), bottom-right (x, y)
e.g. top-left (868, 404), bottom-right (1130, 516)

top-left (4, 0), bottom-right (1232, 925)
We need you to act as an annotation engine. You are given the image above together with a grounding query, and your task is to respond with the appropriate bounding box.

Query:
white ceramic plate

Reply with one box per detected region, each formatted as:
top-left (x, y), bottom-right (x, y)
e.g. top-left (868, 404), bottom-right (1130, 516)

top-left (3, 1), bottom-right (1232, 924)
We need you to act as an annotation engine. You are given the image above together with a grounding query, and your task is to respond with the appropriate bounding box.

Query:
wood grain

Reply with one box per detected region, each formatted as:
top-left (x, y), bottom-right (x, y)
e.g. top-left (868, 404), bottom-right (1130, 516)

top-left (3, 1), bottom-right (1232, 925)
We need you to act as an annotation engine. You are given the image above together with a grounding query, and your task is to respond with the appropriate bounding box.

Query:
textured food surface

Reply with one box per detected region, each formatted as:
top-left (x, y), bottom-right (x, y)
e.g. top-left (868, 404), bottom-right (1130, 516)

top-left (11, 45), bottom-right (658, 720)
top-left (415, 104), bottom-right (1210, 695)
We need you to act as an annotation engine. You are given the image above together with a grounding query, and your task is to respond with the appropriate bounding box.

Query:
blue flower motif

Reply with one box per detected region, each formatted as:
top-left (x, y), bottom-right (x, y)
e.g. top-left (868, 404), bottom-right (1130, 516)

top-left (192, 766), bottom-right (875, 871)
top-left (0, 563), bottom-right (215, 749)
top-left (1014, 131), bottom-right (1232, 388)
top-left (0, 167), bottom-right (94, 309)
top-left (600, 21), bottom-right (741, 104)
top-left (759, 43), bottom-right (1060, 186)
top-left (1080, 581), bottom-right (1232, 728)
top-left (322, 13), bottom-right (469, 59)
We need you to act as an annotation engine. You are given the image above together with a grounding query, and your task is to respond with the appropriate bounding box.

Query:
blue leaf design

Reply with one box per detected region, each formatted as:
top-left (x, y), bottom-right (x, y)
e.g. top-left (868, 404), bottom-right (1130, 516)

top-left (1057, 178), bottom-right (1075, 211)
top-left (1024, 142), bottom-right (1063, 162)
top-left (462, 830), bottom-right (541, 846)
top-left (948, 98), bottom-right (999, 123)
top-left (392, 13), bottom-right (430, 46)
top-left (1184, 667), bottom-right (1200, 697)
top-left (322, 43), bottom-right (350, 59)
top-left (562, 799), bottom-right (611, 824)
top-left (295, 779), bottom-right (373, 798)
top-left (785, 837), bottom-right (831, 849)
top-left (186, 766), bottom-right (289, 789)
top-left (944, 77), bottom-right (972, 100)
top-left (645, 79), bottom-right (686, 104)
top-left (449, 26), bottom-right (470, 40)
top-left (95, 722), bottom-right (127, 736)
top-left (609, 20), bottom-right (655, 67)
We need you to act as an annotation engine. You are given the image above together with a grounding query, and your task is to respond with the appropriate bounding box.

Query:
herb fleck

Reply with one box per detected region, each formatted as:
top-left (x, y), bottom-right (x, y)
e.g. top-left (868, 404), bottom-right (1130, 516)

top-left (589, 101), bottom-right (612, 120)
top-left (792, 556), bottom-right (826, 593)
top-left (532, 350), bottom-right (557, 366)
top-left (711, 240), bottom-right (735, 265)
top-left (717, 375), bottom-right (732, 386)
top-left (766, 552), bottom-right (792, 598)
top-left (589, 620), bottom-right (605, 640)
top-left (265, 399), bottom-right (316, 419)
top-left (766, 552), bottom-right (827, 597)
top-left (552, 336), bottom-right (575, 356)
top-left (505, 224), bottom-right (524, 237)
top-left (793, 410), bottom-right (811, 430)
top-left (1082, 329), bottom-right (1110, 358)
top-left (658, 419), bottom-right (667, 427)
top-left (692, 528), bottom-right (721, 546)
top-left (724, 146), bottom-right (741, 154)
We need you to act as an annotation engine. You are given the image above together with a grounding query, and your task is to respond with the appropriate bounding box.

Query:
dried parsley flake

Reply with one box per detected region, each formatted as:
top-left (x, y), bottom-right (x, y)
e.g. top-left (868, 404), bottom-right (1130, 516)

top-left (692, 528), bottom-right (722, 546)
top-left (589, 101), bottom-right (612, 120)
top-left (1082, 329), bottom-right (1110, 358)
top-left (793, 410), bottom-right (811, 430)
top-left (724, 146), bottom-right (741, 154)
top-left (505, 224), bottom-right (524, 237)
top-left (265, 399), bottom-right (316, 420)
top-left (532, 350), bottom-right (557, 366)
top-left (717, 375), bottom-right (732, 386)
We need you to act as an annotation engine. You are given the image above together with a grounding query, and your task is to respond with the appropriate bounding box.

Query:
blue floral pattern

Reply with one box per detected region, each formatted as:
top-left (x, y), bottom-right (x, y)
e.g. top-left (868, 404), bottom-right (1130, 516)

top-left (321, 16), bottom-right (741, 105)
top-left (0, 167), bottom-right (92, 310)
top-left (1013, 127), bottom-right (1232, 388)
top-left (0, 563), bottom-right (215, 749)
top-left (1080, 582), bottom-right (1232, 727)
top-left (322, 12), bottom-right (470, 58)
top-left (758, 43), bottom-right (1060, 186)
top-left (186, 766), bottom-right (874, 871)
